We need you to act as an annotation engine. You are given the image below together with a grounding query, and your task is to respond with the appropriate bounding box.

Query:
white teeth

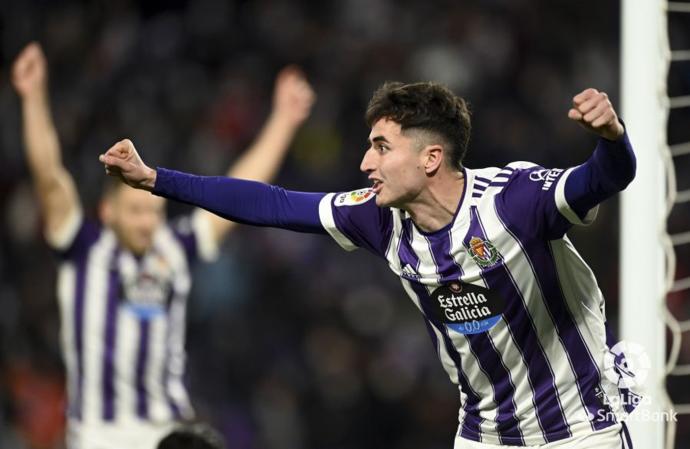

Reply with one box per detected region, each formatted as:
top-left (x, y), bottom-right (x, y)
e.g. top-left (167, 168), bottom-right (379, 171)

top-left (372, 180), bottom-right (382, 193)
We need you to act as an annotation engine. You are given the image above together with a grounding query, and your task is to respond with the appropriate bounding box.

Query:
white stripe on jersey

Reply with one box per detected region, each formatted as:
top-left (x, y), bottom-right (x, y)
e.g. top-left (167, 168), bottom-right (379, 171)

top-left (318, 193), bottom-right (357, 251)
top-left (166, 294), bottom-right (194, 419)
top-left (145, 316), bottom-right (170, 421)
top-left (82, 230), bottom-right (117, 423)
top-left (58, 262), bottom-right (78, 416)
top-left (112, 252), bottom-right (139, 422)
top-left (156, 226), bottom-right (194, 419)
top-left (555, 168), bottom-right (599, 225)
top-left (114, 300), bottom-right (139, 423)
top-left (190, 209), bottom-right (220, 262)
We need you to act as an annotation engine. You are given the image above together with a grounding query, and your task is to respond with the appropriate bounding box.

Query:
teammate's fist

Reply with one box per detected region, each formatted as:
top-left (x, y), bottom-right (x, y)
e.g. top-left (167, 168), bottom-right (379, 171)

top-left (568, 88), bottom-right (624, 141)
top-left (272, 65), bottom-right (316, 127)
top-left (99, 139), bottom-right (157, 191)
top-left (11, 42), bottom-right (48, 99)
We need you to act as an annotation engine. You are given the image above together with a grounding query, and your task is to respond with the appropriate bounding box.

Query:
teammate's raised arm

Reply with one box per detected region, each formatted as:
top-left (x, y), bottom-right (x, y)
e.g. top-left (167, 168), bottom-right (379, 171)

top-left (12, 42), bottom-right (81, 246)
top-left (198, 65), bottom-right (315, 245)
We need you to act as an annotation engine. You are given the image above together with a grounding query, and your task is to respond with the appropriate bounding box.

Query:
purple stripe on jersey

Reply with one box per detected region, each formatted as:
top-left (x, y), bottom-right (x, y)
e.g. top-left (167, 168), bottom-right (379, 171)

top-left (102, 250), bottom-right (120, 420)
top-left (427, 231), bottom-right (462, 282)
top-left (426, 229), bottom-right (524, 444)
top-left (475, 176), bottom-right (491, 184)
top-left (396, 227), bottom-right (484, 440)
top-left (474, 184), bottom-right (487, 192)
top-left (136, 318), bottom-right (151, 418)
top-left (72, 255), bottom-right (88, 420)
top-left (494, 201), bottom-right (616, 432)
top-left (468, 207), bottom-right (572, 443)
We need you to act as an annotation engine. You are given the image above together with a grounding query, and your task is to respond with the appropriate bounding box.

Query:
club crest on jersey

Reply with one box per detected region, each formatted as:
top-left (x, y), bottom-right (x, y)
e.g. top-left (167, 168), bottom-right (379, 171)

top-left (335, 189), bottom-right (375, 207)
top-left (467, 236), bottom-right (499, 268)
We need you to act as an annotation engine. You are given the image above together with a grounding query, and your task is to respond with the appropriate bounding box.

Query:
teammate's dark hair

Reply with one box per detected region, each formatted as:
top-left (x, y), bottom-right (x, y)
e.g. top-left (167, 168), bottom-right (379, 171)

top-left (157, 422), bottom-right (226, 449)
top-left (365, 81), bottom-right (471, 170)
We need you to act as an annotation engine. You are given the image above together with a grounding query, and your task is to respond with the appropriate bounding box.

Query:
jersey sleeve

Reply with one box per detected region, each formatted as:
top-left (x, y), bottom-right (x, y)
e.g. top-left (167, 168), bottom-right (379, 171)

top-left (317, 188), bottom-right (393, 257)
top-left (498, 133), bottom-right (636, 240)
top-left (497, 163), bottom-right (594, 240)
top-left (168, 210), bottom-right (219, 264)
top-left (45, 206), bottom-right (103, 260)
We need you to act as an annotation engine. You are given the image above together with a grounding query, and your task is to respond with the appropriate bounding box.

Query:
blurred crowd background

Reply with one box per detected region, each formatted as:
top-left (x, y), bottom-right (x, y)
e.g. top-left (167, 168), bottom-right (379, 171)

top-left (1, 1), bottom-right (689, 448)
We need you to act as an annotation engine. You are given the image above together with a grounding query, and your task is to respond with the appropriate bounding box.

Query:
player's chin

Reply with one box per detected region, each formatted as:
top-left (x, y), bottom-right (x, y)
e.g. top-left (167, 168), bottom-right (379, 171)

top-left (130, 236), bottom-right (154, 255)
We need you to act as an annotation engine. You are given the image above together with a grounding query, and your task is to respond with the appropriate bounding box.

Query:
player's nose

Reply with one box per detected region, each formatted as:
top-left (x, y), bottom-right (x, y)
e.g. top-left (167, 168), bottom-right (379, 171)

top-left (360, 148), bottom-right (376, 173)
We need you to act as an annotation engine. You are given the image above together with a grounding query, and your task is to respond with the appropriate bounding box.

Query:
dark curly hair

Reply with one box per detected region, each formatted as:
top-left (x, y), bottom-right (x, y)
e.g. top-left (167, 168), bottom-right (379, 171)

top-left (365, 82), bottom-right (471, 170)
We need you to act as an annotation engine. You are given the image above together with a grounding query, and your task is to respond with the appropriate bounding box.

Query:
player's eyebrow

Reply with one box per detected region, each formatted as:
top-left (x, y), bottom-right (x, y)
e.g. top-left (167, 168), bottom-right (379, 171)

top-left (368, 135), bottom-right (390, 145)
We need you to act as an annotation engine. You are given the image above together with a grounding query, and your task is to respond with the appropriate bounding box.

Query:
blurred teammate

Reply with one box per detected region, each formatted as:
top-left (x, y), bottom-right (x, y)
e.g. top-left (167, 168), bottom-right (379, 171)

top-left (12, 42), bottom-right (314, 449)
top-left (101, 82), bottom-right (636, 448)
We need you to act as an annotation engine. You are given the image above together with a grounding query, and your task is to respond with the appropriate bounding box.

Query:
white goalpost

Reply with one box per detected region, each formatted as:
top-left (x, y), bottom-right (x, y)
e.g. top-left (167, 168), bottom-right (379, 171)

top-left (621, 1), bottom-right (690, 448)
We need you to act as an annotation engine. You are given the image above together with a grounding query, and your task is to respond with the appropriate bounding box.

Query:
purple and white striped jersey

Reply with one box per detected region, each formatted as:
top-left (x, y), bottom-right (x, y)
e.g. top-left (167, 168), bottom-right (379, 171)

top-left (318, 163), bottom-right (629, 446)
top-left (47, 208), bottom-right (217, 427)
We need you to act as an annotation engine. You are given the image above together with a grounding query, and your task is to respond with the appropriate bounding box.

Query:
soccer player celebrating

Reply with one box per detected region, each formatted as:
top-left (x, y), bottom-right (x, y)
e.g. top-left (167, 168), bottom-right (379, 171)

top-left (101, 81), bottom-right (636, 448)
top-left (12, 42), bottom-right (314, 449)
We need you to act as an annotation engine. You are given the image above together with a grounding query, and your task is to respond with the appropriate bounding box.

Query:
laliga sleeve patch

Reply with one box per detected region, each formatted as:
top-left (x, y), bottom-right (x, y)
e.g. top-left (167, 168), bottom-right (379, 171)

top-left (430, 282), bottom-right (505, 334)
top-left (334, 189), bottom-right (375, 207)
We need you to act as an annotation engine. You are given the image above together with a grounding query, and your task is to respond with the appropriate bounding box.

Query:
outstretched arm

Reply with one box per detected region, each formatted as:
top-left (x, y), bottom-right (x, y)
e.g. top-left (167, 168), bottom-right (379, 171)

top-left (196, 66), bottom-right (315, 245)
top-left (12, 42), bottom-right (81, 246)
top-left (99, 140), bottom-right (325, 233)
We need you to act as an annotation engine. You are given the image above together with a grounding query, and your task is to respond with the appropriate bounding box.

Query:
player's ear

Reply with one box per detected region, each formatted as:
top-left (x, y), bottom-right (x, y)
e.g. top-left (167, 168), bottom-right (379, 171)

top-left (422, 144), bottom-right (444, 175)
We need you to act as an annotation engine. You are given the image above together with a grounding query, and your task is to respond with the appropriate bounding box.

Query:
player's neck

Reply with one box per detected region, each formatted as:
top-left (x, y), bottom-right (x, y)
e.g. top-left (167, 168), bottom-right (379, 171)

top-left (406, 171), bottom-right (465, 233)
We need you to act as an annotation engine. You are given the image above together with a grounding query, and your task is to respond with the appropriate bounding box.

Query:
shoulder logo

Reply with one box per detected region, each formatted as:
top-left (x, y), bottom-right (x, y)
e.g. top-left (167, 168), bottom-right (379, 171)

top-left (335, 189), bottom-right (375, 207)
top-left (528, 168), bottom-right (564, 191)
top-left (466, 236), bottom-right (500, 268)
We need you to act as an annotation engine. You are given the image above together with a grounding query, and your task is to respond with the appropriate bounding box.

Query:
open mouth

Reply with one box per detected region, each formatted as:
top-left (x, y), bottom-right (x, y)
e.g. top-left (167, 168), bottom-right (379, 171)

top-left (372, 179), bottom-right (383, 194)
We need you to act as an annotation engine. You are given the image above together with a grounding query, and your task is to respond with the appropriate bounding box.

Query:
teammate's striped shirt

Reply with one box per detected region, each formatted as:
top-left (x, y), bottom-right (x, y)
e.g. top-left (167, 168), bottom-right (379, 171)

top-left (47, 208), bottom-right (217, 426)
